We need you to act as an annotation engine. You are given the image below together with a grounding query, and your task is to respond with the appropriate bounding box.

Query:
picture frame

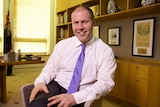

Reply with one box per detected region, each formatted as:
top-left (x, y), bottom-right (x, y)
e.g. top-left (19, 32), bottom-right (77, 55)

top-left (132, 17), bottom-right (155, 57)
top-left (93, 25), bottom-right (100, 38)
top-left (107, 27), bottom-right (120, 45)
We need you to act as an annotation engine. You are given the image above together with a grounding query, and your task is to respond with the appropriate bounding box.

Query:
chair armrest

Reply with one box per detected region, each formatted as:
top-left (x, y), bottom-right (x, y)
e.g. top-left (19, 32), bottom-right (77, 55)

top-left (84, 97), bottom-right (103, 107)
top-left (21, 83), bottom-right (34, 107)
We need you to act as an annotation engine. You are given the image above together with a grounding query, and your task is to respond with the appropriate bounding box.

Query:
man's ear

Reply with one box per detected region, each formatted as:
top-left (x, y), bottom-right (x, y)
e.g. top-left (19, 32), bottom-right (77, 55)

top-left (93, 20), bottom-right (96, 25)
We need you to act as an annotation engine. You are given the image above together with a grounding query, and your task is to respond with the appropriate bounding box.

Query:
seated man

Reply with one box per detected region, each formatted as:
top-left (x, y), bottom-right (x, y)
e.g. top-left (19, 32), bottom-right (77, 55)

top-left (29, 6), bottom-right (117, 107)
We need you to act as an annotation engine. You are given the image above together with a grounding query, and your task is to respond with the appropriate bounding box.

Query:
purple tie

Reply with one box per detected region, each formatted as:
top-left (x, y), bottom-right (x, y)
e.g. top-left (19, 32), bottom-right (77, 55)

top-left (67, 44), bottom-right (85, 94)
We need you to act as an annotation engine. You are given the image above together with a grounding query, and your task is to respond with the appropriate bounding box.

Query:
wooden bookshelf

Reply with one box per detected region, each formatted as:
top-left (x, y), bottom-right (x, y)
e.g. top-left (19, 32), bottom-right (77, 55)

top-left (56, 0), bottom-right (160, 42)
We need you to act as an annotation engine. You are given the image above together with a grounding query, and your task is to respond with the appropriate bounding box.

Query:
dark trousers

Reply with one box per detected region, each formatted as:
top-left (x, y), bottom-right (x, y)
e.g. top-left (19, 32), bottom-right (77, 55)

top-left (28, 80), bottom-right (84, 107)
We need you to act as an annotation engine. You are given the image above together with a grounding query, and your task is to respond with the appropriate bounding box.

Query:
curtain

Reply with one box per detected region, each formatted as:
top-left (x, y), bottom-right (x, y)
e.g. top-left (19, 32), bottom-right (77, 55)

top-left (0, 0), bottom-right (3, 55)
top-left (13, 0), bottom-right (50, 55)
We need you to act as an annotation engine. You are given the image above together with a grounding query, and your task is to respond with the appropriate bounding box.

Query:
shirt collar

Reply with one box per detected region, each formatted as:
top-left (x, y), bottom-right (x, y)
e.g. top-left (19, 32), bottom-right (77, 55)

top-left (74, 36), bottom-right (97, 49)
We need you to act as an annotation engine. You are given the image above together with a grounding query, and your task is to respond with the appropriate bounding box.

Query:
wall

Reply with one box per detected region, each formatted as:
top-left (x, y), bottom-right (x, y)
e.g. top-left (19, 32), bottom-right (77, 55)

top-left (49, 0), bottom-right (57, 53)
top-left (98, 13), bottom-right (160, 60)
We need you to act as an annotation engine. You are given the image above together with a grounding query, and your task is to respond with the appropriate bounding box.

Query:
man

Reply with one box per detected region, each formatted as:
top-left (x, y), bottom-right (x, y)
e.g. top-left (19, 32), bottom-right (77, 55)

top-left (29, 6), bottom-right (116, 107)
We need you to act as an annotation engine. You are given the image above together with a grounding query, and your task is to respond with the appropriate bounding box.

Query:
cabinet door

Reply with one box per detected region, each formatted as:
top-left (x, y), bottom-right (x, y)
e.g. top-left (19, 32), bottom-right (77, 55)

top-left (148, 66), bottom-right (160, 107)
top-left (127, 64), bottom-right (148, 107)
top-left (136, 78), bottom-right (148, 107)
top-left (56, 0), bottom-right (67, 12)
top-left (117, 62), bottom-right (129, 101)
top-left (135, 64), bottom-right (148, 107)
top-left (127, 64), bottom-right (137, 104)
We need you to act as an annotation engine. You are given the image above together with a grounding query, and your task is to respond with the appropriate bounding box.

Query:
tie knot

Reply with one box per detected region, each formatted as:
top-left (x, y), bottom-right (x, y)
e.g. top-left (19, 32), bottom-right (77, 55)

top-left (81, 44), bottom-right (85, 50)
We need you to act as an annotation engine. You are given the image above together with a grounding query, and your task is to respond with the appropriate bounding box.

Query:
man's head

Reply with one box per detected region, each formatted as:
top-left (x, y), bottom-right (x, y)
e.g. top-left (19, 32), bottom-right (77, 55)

top-left (71, 6), bottom-right (95, 43)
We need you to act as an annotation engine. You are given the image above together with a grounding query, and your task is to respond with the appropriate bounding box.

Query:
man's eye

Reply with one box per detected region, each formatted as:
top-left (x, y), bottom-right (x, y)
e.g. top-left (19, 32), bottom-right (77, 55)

top-left (82, 21), bottom-right (88, 24)
top-left (73, 22), bottom-right (78, 24)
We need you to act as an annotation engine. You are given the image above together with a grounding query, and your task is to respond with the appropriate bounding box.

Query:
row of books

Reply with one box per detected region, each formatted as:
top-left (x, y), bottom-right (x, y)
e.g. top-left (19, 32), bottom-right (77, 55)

top-left (57, 11), bottom-right (67, 24)
top-left (59, 27), bottom-right (68, 38)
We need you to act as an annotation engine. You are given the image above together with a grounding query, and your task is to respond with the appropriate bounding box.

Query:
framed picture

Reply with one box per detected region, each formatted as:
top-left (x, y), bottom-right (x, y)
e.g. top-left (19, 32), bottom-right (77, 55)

top-left (107, 27), bottom-right (120, 45)
top-left (132, 17), bottom-right (155, 57)
top-left (93, 25), bottom-right (100, 38)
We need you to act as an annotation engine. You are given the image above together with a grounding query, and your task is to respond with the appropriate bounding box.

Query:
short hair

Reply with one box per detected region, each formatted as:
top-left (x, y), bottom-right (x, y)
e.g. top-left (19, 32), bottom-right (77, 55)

top-left (72, 6), bottom-right (94, 20)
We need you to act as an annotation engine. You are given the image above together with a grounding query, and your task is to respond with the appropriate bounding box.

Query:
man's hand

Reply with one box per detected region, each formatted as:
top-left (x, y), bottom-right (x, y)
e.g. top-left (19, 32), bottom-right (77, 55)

top-left (29, 83), bottom-right (49, 103)
top-left (47, 94), bottom-right (76, 107)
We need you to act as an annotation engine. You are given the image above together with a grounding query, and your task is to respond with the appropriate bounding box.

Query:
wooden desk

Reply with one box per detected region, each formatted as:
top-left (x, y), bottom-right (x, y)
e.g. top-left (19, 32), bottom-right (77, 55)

top-left (0, 60), bottom-right (45, 103)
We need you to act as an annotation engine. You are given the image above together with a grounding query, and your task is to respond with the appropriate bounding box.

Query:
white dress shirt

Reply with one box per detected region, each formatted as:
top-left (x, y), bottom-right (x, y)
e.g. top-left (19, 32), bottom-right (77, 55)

top-left (34, 36), bottom-right (117, 104)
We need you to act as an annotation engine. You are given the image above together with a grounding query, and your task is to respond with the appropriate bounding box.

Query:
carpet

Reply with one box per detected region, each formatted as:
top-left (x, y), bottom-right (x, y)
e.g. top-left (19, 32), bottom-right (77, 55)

top-left (0, 66), bottom-right (43, 107)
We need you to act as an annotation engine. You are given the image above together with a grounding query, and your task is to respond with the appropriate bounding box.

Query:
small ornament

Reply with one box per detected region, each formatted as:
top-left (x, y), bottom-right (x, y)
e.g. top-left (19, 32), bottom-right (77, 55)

top-left (141, 0), bottom-right (156, 6)
top-left (107, 0), bottom-right (116, 14)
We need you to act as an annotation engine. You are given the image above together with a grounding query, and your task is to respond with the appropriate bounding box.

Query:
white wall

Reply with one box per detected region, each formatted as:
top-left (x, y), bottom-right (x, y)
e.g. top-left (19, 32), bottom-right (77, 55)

top-left (49, 0), bottom-right (57, 53)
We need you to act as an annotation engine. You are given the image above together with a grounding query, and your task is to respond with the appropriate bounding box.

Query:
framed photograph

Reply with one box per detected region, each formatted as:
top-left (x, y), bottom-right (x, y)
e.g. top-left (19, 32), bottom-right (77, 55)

top-left (107, 27), bottom-right (120, 45)
top-left (132, 17), bottom-right (155, 57)
top-left (93, 25), bottom-right (100, 38)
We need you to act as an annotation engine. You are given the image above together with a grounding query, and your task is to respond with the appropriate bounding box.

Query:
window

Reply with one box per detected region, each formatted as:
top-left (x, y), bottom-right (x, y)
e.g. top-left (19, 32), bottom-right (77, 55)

top-left (13, 0), bottom-right (50, 55)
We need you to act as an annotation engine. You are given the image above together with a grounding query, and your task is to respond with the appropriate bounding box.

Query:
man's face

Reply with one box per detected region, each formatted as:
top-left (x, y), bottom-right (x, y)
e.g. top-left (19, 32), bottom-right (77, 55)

top-left (71, 9), bottom-right (95, 43)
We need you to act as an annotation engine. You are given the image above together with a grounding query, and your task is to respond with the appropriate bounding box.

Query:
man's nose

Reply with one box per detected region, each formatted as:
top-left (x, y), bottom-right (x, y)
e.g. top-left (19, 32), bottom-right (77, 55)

top-left (78, 23), bottom-right (84, 29)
